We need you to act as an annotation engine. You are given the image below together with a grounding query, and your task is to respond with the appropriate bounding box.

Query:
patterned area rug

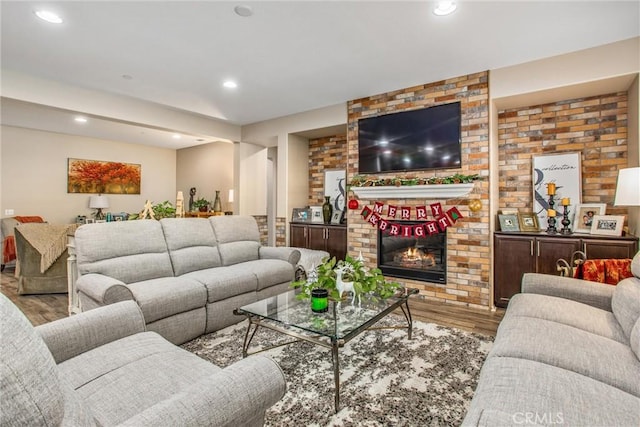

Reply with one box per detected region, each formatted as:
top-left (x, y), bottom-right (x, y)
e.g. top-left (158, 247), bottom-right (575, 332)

top-left (182, 317), bottom-right (493, 426)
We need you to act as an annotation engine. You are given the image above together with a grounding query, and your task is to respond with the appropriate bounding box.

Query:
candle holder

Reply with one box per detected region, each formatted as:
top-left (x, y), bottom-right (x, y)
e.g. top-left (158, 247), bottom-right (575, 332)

top-left (311, 288), bottom-right (329, 313)
top-left (546, 194), bottom-right (557, 234)
top-left (560, 205), bottom-right (572, 235)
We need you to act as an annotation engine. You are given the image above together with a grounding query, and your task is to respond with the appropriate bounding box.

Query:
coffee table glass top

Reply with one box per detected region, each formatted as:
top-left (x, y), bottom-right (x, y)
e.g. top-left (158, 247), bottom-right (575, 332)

top-left (237, 288), bottom-right (418, 342)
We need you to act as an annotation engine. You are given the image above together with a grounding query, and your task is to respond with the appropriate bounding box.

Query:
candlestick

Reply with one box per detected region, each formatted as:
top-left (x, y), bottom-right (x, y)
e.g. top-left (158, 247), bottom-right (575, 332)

top-left (546, 194), bottom-right (557, 233)
top-left (546, 182), bottom-right (556, 196)
top-left (561, 197), bottom-right (570, 206)
top-left (560, 205), bottom-right (572, 235)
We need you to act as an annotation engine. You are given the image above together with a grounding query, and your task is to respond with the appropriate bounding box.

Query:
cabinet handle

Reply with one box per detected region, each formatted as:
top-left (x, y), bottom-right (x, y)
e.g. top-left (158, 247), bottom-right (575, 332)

top-left (530, 240), bottom-right (534, 257)
top-left (583, 243), bottom-right (587, 256)
top-left (537, 241), bottom-right (540, 257)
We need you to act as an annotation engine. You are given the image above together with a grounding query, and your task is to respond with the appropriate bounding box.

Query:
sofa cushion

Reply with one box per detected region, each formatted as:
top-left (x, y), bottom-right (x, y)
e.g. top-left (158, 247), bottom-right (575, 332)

top-left (242, 259), bottom-right (295, 291)
top-left (462, 356), bottom-right (640, 426)
top-left (76, 220), bottom-right (174, 283)
top-left (127, 277), bottom-right (207, 323)
top-left (160, 218), bottom-right (222, 275)
top-left (505, 293), bottom-right (627, 343)
top-left (490, 316), bottom-right (640, 397)
top-left (0, 294), bottom-right (65, 426)
top-left (58, 331), bottom-right (221, 426)
top-left (631, 317), bottom-right (640, 361)
top-left (210, 216), bottom-right (261, 265)
top-left (611, 277), bottom-right (640, 339)
top-left (182, 265), bottom-right (257, 303)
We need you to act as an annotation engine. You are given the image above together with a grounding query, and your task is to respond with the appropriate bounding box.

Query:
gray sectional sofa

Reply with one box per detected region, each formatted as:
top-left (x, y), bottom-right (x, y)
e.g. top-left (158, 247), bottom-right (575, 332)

top-left (463, 250), bottom-right (640, 426)
top-left (1, 294), bottom-right (285, 426)
top-left (74, 215), bottom-right (300, 344)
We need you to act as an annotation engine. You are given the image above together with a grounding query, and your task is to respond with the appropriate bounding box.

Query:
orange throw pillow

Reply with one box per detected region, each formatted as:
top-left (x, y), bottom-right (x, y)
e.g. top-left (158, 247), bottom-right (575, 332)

top-left (604, 258), bottom-right (633, 285)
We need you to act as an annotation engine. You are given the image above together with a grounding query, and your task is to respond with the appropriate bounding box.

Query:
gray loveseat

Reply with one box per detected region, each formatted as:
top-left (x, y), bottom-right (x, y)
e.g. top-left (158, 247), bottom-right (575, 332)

top-left (463, 250), bottom-right (640, 426)
top-left (1, 294), bottom-right (285, 426)
top-left (74, 216), bottom-right (300, 344)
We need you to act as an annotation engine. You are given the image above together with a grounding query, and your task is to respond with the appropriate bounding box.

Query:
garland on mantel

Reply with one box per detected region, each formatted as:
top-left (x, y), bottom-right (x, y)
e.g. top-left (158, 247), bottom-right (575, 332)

top-left (349, 173), bottom-right (480, 188)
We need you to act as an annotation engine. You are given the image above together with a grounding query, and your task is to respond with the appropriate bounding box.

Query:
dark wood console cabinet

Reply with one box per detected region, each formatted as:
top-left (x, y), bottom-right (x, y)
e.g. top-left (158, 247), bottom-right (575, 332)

top-left (290, 223), bottom-right (347, 261)
top-left (494, 232), bottom-right (638, 308)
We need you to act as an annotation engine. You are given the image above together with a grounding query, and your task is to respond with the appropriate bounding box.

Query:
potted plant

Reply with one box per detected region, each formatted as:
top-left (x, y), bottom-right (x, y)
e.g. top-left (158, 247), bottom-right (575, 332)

top-left (192, 198), bottom-right (209, 212)
top-left (291, 255), bottom-right (402, 302)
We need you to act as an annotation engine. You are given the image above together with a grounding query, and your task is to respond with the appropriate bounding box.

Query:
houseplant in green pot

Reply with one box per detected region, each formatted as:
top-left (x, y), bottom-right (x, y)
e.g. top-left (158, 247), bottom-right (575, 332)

top-left (291, 254), bottom-right (402, 303)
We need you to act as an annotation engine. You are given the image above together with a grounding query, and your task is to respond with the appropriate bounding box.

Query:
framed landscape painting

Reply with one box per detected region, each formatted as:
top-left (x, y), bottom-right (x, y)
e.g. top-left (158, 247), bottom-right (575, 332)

top-left (68, 158), bottom-right (141, 194)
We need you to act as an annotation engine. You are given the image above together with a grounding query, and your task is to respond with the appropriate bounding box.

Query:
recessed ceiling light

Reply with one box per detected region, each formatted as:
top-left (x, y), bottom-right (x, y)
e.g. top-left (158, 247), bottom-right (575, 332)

top-left (74, 116), bottom-right (87, 123)
top-left (234, 5), bottom-right (253, 17)
top-left (172, 134), bottom-right (182, 139)
top-left (433, 1), bottom-right (457, 16)
top-left (223, 80), bottom-right (238, 89)
top-left (35, 10), bottom-right (63, 24)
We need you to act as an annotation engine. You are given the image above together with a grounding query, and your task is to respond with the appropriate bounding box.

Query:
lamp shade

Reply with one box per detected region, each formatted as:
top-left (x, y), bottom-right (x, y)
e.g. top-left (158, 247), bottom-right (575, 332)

top-left (228, 189), bottom-right (234, 203)
top-left (89, 195), bottom-right (110, 209)
top-left (614, 167), bottom-right (640, 206)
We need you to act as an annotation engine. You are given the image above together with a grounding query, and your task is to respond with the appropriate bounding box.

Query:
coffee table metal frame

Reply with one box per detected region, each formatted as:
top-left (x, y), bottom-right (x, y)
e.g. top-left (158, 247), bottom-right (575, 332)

top-left (233, 288), bottom-right (418, 413)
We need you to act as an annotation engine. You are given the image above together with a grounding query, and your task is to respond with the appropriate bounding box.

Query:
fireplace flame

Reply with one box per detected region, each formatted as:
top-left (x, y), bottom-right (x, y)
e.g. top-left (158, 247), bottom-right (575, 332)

top-left (400, 247), bottom-right (435, 267)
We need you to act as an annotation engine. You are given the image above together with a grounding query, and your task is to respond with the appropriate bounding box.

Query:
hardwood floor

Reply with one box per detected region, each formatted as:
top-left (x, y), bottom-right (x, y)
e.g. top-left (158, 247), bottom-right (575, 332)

top-left (1, 267), bottom-right (504, 336)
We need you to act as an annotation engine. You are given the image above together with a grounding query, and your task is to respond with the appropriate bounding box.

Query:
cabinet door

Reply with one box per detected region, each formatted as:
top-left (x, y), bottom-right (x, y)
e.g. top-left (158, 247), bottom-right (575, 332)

top-left (494, 235), bottom-right (535, 308)
top-left (536, 237), bottom-right (581, 275)
top-left (307, 227), bottom-right (327, 252)
top-left (326, 227), bottom-right (347, 261)
top-left (290, 224), bottom-right (308, 248)
top-left (582, 239), bottom-right (638, 259)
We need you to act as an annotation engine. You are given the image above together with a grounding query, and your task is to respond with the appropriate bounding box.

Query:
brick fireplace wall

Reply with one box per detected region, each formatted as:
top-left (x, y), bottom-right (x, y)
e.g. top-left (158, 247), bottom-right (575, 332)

top-left (497, 92), bottom-right (629, 218)
top-left (346, 71), bottom-right (490, 308)
top-left (308, 135), bottom-right (348, 206)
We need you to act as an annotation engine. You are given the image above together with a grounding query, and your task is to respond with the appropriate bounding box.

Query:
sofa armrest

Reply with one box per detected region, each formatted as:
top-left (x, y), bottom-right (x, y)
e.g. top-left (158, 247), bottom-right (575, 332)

top-left (76, 273), bottom-right (134, 305)
top-left (521, 273), bottom-right (614, 311)
top-left (260, 247), bottom-right (301, 266)
top-left (119, 355), bottom-right (286, 427)
top-left (36, 300), bottom-right (146, 363)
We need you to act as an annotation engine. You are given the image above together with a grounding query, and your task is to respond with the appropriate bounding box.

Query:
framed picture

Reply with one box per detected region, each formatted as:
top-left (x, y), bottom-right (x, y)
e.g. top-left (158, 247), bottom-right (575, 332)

top-left (590, 215), bottom-right (625, 236)
top-left (532, 153), bottom-right (581, 230)
top-left (573, 203), bottom-right (606, 233)
top-left (498, 214), bottom-right (520, 232)
top-left (310, 206), bottom-right (323, 223)
top-left (517, 212), bottom-right (539, 232)
top-left (85, 218), bottom-right (95, 224)
top-left (291, 208), bottom-right (310, 223)
top-left (331, 210), bottom-right (342, 225)
top-left (324, 169), bottom-right (346, 213)
top-left (68, 158), bottom-right (141, 194)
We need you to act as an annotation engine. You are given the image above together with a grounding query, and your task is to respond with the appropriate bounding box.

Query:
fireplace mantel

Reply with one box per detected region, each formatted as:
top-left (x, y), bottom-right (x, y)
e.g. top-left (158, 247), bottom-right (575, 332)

top-left (351, 183), bottom-right (474, 199)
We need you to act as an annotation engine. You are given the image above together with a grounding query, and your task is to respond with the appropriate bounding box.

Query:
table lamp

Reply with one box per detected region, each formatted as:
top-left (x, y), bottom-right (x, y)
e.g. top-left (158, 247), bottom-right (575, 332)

top-left (614, 167), bottom-right (640, 206)
top-left (89, 195), bottom-right (110, 220)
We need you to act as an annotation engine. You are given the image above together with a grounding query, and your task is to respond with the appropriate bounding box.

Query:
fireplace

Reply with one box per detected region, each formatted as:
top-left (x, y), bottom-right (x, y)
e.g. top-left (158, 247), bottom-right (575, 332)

top-left (377, 221), bottom-right (446, 283)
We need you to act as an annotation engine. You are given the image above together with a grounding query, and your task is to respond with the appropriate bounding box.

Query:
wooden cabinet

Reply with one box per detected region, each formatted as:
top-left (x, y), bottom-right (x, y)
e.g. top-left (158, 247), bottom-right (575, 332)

top-left (494, 232), bottom-right (638, 308)
top-left (290, 223), bottom-right (347, 261)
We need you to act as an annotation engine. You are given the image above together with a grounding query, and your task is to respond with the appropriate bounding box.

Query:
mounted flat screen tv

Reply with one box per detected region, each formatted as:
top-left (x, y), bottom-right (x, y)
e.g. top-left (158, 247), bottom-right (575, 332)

top-left (358, 102), bottom-right (462, 174)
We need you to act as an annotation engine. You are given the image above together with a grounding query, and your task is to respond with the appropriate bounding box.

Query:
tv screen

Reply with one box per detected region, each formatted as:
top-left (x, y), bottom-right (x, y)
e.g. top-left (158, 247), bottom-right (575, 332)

top-left (357, 102), bottom-right (462, 174)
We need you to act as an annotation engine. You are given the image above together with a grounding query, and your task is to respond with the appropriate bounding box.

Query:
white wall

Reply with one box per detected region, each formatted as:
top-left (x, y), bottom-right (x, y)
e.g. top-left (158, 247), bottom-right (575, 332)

top-left (237, 142), bottom-right (268, 215)
top-left (176, 142), bottom-right (234, 211)
top-left (0, 125), bottom-right (176, 224)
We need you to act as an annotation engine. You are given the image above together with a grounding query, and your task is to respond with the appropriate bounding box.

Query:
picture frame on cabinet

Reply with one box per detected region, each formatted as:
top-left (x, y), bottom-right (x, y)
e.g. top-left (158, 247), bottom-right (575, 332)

top-left (331, 210), bottom-right (342, 225)
top-left (573, 203), bottom-right (606, 233)
top-left (310, 206), bottom-right (323, 223)
top-left (590, 215), bottom-right (625, 236)
top-left (291, 208), bottom-right (310, 223)
top-left (498, 214), bottom-right (520, 232)
top-left (517, 212), bottom-right (539, 232)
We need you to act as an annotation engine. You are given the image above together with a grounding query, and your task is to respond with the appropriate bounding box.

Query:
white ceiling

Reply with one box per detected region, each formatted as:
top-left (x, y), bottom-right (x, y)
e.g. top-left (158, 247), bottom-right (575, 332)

top-left (1, 1), bottom-right (639, 148)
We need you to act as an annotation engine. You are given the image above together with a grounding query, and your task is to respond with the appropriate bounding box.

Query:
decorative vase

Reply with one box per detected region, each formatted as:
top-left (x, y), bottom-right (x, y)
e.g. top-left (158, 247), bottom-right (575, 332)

top-left (213, 190), bottom-right (222, 212)
top-left (322, 196), bottom-right (333, 224)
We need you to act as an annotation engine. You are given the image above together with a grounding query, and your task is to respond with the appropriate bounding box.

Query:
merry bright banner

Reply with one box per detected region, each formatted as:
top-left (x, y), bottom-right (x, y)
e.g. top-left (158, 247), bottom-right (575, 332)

top-left (361, 201), bottom-right (463, 235)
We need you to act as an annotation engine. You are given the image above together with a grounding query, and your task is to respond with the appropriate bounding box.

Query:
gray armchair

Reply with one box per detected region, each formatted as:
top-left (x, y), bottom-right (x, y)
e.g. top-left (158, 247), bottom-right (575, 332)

top-left (0, 294), bottom-right (286, 426)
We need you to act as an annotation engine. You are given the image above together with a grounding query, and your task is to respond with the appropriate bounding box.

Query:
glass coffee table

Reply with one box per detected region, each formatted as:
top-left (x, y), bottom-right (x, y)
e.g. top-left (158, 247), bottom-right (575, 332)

top-left (234, 288), bottom-right (418, 413)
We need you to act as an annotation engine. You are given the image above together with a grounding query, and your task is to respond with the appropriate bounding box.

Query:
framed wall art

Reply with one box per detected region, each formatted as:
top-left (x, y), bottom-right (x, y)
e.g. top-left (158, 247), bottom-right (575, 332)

top-left (532, 153), bottom-right (581, 230)
top-left (573, 203), bottom-right (606, 234)
top-left (590, 215), bottom-right (625, 236)
top-left (68, 158), bottom-right (141, 194)
top-left (324, 169), bottom-right (346, 212)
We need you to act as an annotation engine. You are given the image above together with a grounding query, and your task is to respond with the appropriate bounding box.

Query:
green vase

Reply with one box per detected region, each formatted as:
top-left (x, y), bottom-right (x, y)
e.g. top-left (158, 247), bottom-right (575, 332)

top-left (322, 196), bottom-right (333, 224)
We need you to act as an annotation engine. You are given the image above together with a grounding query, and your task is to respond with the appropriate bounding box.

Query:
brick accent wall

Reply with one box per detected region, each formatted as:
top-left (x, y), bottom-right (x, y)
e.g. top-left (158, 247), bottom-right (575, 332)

top-left (253, 215), bottom-right (286, 246)
top-left (497, 92), bottom-right (628, 218)
top-left (347, 72), bottom-right (490, 308)
top-left (308, 135), bottom-right (348, 206)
